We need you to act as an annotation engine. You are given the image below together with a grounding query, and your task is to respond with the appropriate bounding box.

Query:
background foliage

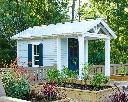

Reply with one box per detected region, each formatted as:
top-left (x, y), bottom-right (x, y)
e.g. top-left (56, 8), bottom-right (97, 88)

top-left (0, 0), bottom-right (127, 66)
top-left (79, 0), bottom-right (128, 64)
top-left (0, 0), bottom-right (69, 67)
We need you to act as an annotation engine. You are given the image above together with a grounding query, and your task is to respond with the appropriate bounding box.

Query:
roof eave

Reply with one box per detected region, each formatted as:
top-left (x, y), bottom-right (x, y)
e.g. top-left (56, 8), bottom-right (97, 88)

top-left (100, 20), bottom-right (117, 39)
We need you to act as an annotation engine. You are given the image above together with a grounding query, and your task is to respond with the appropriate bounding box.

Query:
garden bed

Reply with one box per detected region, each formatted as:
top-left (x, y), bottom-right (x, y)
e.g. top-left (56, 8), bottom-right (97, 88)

top-left (62, 84), bottom-right (112, 91)
top-left (32, 83), bottom-right (113, 91)
top-left (111, 75), bottom-right (128, 81)
top-left (55, 86), bottom-right (119, 102)
top-left (32, 83), bottom-right (118, 102)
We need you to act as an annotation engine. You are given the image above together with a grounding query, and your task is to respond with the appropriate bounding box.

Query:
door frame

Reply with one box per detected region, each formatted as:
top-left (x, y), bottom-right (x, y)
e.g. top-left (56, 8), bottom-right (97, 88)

top-left (67, 38), bottom-right (79, 72)
top-left (67, 37), bottom-right (78, 68)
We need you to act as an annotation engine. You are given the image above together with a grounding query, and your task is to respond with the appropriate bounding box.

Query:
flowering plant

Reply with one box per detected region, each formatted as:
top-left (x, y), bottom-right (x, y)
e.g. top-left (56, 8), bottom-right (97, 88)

top-left (1, 57), bottom-right (33, 99)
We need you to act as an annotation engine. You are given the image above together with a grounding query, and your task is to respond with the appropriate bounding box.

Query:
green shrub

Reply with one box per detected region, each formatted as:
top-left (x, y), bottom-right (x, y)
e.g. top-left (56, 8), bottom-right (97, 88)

top-left (46, 68), bottom-right (60, 84)
top-left (61, 65), bottom-right (70, 78)
top-left (1, 58), bottom-right (32, 99)
top-left (61, 65), bottom-right (78, 79)
top-left (61, 65), bottom-right (78, 84)
top-left (72, 69), bottom-right (78, 80)
top-left (102, 76), bottom-right (110, 85)
top-left (81, 63), bottom-right (94, 84)
top-left (89, 73), bottom-right (110, 90)
top-left (46, 66), bottom-right (79, 86)
top-left (118, 66), bottom-right (127, 76)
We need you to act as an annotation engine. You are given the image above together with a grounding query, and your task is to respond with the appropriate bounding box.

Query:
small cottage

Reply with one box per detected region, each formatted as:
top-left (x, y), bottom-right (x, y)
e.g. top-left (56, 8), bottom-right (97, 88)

top-left (11, 18), bottom-right (117, 77)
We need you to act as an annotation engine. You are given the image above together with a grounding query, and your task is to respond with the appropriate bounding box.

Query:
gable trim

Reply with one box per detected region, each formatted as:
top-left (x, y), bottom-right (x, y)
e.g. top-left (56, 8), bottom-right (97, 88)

top-left (100, 20), bottom-right (117, 39)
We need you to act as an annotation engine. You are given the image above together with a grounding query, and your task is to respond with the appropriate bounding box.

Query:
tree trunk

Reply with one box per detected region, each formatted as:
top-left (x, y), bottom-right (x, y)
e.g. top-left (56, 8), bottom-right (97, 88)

top-left (79, 0), bottom-right (80, 21)
top-left (72, 0), bottom-right (75, 21)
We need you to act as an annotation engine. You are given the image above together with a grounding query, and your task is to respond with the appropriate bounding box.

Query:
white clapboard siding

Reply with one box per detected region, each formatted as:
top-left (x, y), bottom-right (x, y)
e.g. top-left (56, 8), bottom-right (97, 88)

top-left (61, 38), bottom-right (67, 68)
top-left (43, 39), bottom-right (57, 66)
top-left (18, 41), bottom-right (30, 66)
top-left (18, 58), bottom-right (28, 66)
top-left (17, 39), bottom-right (57, 67)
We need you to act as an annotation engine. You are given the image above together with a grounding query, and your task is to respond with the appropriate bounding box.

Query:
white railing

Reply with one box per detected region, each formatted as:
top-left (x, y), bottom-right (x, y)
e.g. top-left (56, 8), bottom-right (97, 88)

top-left (0, 64), bottom-right (57, 84)
top-left (1, 63), bottom-right (128, 83)
top-left (90, 63), bottom-right (128, 75)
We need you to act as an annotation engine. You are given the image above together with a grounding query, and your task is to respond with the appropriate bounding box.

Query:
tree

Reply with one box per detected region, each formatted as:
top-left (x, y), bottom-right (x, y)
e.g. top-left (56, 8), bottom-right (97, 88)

top-left (0, 0), bottom-right (70, 67)
top-left (79, 0), bottom-right (128, 64)
top-left (72, 0), bottom-right (75, 21)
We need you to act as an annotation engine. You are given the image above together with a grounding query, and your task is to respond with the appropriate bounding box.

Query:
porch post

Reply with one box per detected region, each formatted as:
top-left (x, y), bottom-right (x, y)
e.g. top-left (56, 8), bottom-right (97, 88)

top-left (57, 37), bottom-right (61, 71)
top-left (105, 38), bottom-right (110, 76)
top-left (78, 36), bottom-right (84, 80)
top-left (85, 40), bottom-right (88, 63)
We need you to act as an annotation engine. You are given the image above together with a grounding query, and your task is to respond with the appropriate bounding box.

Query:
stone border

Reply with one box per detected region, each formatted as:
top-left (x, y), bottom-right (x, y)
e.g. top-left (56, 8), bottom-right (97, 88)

top-left (0, 96), bottom-right (71, 102)
top-left (0, 96), bottom-right (31, 102)
top-left (0, 78), bottom-right (6, 96)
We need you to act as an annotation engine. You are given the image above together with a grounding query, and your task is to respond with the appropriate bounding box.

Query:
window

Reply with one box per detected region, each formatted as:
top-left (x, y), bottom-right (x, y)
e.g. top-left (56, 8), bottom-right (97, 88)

top-left (28, 43), bottom-right (43, 67)
top-left (34, 45), bottom-right (39, 65)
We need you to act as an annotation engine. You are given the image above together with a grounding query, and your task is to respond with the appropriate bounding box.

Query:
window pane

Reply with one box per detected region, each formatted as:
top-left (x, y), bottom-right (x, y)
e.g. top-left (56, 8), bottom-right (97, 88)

top-left (34, 45), bottom-right (36, 55)
top-left (34, 56), bottom-right (39, 60)
top-left (35, 61), bottom-right (39, 65)
top-left (74, 41), bottom-right (78, 57)
top-left (70, 40), bottom-right (73, 57)
top-left (37, 45), bottom-right (39, 55)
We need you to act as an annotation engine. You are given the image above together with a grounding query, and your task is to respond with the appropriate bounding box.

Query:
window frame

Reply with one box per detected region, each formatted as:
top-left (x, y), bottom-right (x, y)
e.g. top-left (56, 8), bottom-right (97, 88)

top-left (32, 42), bottom-right (40, 67)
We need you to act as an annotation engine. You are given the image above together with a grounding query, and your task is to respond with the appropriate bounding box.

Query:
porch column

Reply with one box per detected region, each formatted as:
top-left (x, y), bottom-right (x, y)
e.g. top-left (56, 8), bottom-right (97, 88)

top-left (57, 37), bottom-right (61, 71)
top-left (105, 38), bottom-right (110, 76)
top-left (85, 40), bottom-right (88, 63)
top-left (78, 36), bottom-right (84, 80)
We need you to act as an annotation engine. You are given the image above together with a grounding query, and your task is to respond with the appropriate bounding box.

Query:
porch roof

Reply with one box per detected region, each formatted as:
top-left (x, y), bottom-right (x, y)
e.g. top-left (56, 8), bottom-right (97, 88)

top-left (11, 18), bottom-right (117, 40)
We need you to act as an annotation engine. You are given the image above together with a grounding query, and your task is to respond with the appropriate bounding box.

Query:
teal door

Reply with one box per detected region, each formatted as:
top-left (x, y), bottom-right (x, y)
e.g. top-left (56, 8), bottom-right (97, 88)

top-left (68, 38), bottom-right (79, 72)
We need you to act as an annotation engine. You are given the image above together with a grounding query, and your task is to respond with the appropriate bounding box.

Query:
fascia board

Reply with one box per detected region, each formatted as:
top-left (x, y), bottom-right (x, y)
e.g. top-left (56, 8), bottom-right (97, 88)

top-left (100, 20), bottom-right (117, 39)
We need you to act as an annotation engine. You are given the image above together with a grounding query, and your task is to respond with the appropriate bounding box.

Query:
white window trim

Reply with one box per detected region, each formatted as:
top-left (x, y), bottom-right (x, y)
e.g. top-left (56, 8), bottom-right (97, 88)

top-left (32, 42), bottom-right (40, 67)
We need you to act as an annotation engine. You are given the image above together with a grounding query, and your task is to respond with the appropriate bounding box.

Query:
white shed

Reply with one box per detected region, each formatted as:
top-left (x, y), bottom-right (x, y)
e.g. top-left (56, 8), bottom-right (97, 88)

top-left (11, 18), bottom-right (117, 78)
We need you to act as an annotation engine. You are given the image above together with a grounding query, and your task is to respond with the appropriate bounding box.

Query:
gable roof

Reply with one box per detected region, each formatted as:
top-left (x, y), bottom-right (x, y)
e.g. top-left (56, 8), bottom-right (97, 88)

top-left (11, 18), bottom-right (117, 40)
